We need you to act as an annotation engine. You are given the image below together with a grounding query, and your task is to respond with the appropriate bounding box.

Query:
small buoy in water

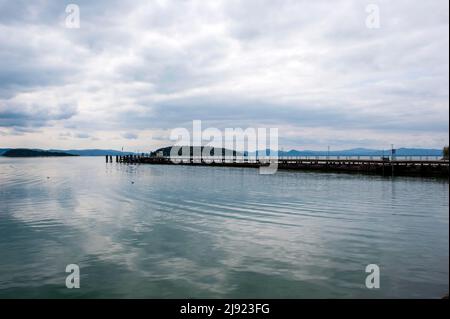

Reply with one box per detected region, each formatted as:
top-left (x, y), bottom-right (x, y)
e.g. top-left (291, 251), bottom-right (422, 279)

top-left (131, 181), bottom-right (135, 184)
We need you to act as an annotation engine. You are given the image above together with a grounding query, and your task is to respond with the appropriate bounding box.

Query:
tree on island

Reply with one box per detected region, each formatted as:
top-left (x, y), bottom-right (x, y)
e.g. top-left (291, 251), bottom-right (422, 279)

top-left (2, 149), bottom-right (78, 157)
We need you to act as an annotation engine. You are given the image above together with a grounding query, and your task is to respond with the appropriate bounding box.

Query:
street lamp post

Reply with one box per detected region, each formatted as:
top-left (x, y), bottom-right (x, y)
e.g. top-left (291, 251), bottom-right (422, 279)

top-left (391, 144), bottom-right (395, 177)
top-left (327, 146), bottom-right (330, 166)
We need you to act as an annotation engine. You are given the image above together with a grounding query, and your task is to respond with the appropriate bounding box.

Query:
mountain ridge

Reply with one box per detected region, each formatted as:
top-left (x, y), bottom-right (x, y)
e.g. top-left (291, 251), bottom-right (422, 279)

top-left (0, 147), bottom-right (445, 157)
top-left (2, 149), bottom-right (78, 157)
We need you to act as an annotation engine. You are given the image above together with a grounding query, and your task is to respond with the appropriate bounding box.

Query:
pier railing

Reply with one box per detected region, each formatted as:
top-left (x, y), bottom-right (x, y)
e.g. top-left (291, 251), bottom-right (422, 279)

top-left (106, 154), bottom-right (448, 177)
top-left (108, 154), bottom-right (446, 163)
top-left (106, 155), bottom-right (448, 165)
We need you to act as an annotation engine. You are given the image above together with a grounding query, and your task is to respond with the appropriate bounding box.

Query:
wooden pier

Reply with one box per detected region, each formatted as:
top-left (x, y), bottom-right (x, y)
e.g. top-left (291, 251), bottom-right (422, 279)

top-left (106, 154), bottom-right (449, 177)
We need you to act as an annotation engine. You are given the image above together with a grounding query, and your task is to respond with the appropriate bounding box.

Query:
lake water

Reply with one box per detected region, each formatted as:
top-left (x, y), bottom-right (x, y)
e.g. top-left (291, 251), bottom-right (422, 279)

top-left (0, 157), bottom-right (448, 298)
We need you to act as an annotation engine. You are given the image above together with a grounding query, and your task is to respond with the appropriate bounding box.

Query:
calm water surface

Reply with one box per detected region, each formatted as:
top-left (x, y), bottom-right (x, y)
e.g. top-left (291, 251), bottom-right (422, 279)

top-left (0, 157), bottom-right (448, 298)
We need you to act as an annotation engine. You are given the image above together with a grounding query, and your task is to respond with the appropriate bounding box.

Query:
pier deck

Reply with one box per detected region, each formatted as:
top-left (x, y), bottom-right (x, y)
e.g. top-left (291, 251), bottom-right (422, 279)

top-left (107, 155), bottom-right (449, 177)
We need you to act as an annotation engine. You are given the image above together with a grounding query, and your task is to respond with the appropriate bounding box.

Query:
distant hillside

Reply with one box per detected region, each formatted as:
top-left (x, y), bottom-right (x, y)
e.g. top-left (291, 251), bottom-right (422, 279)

top-left (0, 148), bottom-right (135, 156)
top-left (1, 147), bottom-right (444, 157)
top-left (152, 146), bottom-right (241, 157)
top-left (152, 146), bottom-right (444, 157)
top-left (2, 149), bottom-right (78, 157)
top-left (258, 148), bottom-right (444, 157)
top-left (50, 149), bottom-right (136, 156)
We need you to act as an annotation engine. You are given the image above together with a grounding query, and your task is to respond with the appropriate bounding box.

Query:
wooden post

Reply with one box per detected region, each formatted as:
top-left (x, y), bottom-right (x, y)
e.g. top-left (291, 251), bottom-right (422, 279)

top-left (106, 155), bottom-right (109, 163)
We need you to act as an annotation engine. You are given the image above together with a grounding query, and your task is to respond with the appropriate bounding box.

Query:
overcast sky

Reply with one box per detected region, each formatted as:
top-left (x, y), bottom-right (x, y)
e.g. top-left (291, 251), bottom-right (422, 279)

top-left (0, 0), bottom-right (448, 151)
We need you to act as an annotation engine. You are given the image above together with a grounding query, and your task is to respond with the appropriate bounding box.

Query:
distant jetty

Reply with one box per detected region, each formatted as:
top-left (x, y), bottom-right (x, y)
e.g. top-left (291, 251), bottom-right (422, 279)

top-left (107, 153), bottom-right (449, 178)
top-left (2, 149), bottom-right (78, 157)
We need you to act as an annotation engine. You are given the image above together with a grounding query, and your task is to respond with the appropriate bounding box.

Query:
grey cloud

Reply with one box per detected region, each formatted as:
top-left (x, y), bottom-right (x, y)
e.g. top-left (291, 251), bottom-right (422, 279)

top-left (5, 126), bottom-right (42, 136)
top-left (0, 102), bottom-right (77, 128)
top-left (0, 0), bottom-right (448, 148)
top-left (115, 94), bottom-right (448, 134)
top-left (75, 132), bottom-right (90, 139)
top-left (122, 132), bottom-right (138, 140)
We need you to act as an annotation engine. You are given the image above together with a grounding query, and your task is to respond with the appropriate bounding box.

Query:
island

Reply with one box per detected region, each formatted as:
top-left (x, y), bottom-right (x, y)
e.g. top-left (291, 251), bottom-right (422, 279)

top-left (2, 149), bottom-right (79, 157)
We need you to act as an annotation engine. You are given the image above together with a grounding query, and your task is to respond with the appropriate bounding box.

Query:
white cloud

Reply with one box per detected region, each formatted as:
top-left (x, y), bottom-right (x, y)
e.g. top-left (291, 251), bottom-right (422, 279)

top-left (0, 0), bottom-right (448, 151)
